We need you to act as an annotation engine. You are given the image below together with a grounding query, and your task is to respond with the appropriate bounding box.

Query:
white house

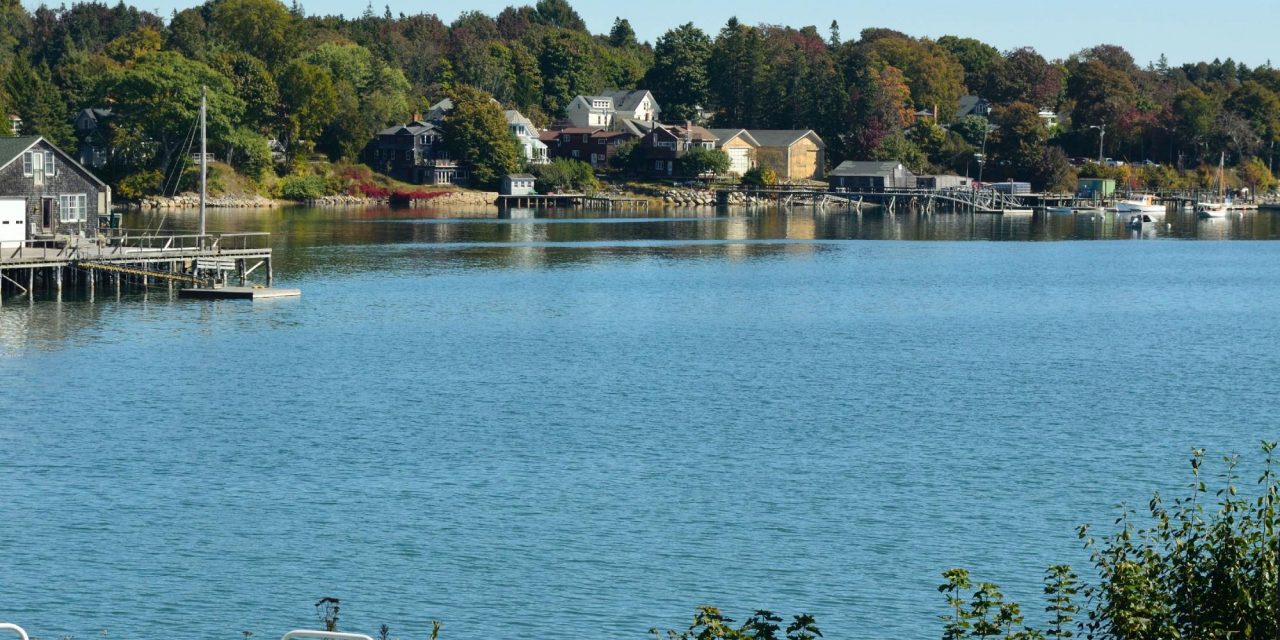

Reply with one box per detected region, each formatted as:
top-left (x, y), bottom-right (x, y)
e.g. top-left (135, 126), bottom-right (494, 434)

top-left (505, 110), bottom-right (548, 165)
top-left (564, 90), bottom-right (660, 130)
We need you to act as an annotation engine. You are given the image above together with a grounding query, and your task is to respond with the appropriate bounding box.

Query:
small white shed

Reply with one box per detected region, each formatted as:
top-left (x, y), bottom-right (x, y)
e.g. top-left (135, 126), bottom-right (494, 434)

top-left (500, 174), bottom-right (537, 197)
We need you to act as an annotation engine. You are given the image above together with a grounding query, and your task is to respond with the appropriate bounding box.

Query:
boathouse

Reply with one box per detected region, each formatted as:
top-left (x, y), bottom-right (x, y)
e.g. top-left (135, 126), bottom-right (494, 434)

top-left (500, 174), bottom-right (537, 196)
top-left (1077, 178), bottom-right (1116, 198)
top-left (708, 129), bottom-right (760, 176)
top-left (0, 136), bottom-right (111, 246)
top-left (747, 130), bottom-right (826, 181)
top-left (828, 161), bottom-right (917, 191)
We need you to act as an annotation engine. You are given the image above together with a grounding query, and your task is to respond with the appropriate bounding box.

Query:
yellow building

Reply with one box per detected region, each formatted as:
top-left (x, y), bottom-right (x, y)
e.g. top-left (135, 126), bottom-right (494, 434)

top-left (747, 130), bottom-right (826, 182)
top-left (708, 129), bottom-right (760, 176)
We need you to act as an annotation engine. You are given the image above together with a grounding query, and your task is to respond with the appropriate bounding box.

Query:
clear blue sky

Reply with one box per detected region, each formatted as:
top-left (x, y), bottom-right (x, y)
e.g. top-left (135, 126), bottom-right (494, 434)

top-left (26, 0), bottom-right (1279, 68)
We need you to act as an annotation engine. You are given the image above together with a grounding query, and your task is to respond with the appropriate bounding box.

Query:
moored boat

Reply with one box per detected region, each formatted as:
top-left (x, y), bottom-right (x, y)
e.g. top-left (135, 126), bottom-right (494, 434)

top-left (1116, 194), bottom-right (1165, 215)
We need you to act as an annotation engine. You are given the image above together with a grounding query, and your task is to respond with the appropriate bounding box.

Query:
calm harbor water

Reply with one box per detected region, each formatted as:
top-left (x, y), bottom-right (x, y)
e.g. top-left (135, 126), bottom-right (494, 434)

top-left (3, 206), bottom-right (1280, 639)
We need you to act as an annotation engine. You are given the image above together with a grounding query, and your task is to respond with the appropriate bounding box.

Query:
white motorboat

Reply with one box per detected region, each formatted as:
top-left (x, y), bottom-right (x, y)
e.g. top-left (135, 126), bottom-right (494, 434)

top-left (1116, 194), bottom-right (1165, 215)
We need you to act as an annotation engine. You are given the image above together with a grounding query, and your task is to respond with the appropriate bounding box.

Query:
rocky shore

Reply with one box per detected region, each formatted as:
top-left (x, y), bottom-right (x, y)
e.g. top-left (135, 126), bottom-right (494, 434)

top-left (137, 194), bottom-right (282, 208)
top-left (621, 185), bottom-right (769, 207)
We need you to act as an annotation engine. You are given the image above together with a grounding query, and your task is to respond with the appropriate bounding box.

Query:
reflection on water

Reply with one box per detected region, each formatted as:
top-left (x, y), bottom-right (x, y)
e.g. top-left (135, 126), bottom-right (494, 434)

top-left (125, 205), bottom-right (1280, 267)
top-left (6, 203), bottom-right (1280, 640)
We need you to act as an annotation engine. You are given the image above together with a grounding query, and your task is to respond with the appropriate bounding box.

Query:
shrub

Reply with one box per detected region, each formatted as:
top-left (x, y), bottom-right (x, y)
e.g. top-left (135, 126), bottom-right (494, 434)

top-left (741, 166), bottom-right (778, 187)
top-left (115, 170), bottom-right (164, 200)
top-left (278, 174), bottom-right (327, 200)
top-left (679, 147), bottom-right (730, 178)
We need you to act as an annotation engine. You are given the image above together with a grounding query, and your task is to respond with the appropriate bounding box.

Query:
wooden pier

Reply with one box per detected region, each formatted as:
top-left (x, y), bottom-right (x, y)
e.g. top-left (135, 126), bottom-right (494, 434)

top-left (0, 231), bottom-right (276, 303)
top-left (720, 186), bottom-right (1036, 213)
top-left (496, 193), bottom-right (650, 211)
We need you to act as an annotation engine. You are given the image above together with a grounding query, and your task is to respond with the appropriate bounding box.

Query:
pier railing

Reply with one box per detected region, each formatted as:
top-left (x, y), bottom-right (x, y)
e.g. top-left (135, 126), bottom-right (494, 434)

top-left (101, 231), bottom-right (271, 253)
top-left (2, 232), bottom-right (271, 265)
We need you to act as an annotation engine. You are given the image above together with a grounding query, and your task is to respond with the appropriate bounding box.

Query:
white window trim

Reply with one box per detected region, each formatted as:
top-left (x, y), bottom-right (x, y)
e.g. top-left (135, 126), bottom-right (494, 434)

top-left (22, 151), bottom-right (33, 177)
top-left (44, 152), bottom-right (55, 177)
top-left (59, 194), bottom-right (87, 223)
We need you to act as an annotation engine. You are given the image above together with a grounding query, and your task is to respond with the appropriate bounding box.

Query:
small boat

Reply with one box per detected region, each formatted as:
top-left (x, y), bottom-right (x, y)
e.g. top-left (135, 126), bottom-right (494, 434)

top-left (1197, 153), bottom-right (1238, 217)
top-left (1197, 199), bottom-right (1229, 217)
top-left (1116, 194), bottom-right (1165, 215)
top-left (1125, 213), bottom-right (1157, 231)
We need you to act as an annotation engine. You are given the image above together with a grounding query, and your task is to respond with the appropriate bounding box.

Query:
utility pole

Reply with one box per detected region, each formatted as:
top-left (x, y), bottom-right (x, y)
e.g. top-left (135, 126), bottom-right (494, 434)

top-left (1090, 124), bottom-right (1107, 164)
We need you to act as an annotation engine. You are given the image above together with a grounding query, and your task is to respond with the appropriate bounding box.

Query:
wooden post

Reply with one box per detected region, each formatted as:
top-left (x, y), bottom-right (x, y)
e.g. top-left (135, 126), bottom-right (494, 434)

top-left (88, 267), bottom-right (94, 300)
top-left (55, 267), bottom-right (62, 292)
top-left (266, 257), bottom-right (273, 287)
top-left (28, 268), bottom-right (34, 300)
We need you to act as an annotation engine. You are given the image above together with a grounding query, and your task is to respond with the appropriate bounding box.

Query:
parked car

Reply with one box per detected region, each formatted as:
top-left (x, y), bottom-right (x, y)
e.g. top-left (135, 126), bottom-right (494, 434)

top-left (1104, 158), bottom-right (1125, 167)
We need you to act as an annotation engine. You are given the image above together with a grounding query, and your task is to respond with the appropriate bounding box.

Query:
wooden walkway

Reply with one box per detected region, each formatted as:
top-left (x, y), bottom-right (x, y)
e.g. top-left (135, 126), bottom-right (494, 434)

top-left (496, 194), bottom-right (650, 211)
top-left (0, 231), bottom-right (274, 301)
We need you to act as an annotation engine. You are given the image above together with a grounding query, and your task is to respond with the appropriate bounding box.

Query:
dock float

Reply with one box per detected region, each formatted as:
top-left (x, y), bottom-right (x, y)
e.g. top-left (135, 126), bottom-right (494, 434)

top-left (178, 286), bottom-right (301, 300)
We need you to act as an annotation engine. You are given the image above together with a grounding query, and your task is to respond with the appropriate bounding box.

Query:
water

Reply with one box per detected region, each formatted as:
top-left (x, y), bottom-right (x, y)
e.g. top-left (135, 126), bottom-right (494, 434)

top-left (3, 206), bottom-right (1280, 640)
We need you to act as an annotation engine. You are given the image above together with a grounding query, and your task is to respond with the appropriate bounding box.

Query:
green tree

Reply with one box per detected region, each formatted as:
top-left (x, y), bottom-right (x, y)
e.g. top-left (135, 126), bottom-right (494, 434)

top-left (535, 29), bottom-right (598, 116)
top-left (441, 84), bottom-right (520, 189)
top-left (989, 101), bottom-right (1049, 177)
top-left (530, 158), bottom-right (597, 191)
top-left (860, 33), bottom-right (965, 123)
top-left (608, 17), bottom-right (637, 48)
top-left (223, 127), bottom-right (272, 179)
top-left (278, 59), bottom-right (338, 150)
top-left (3, 59), bottom-right (74, 147)
top-left (216, 52), bottom-right (279, 133)
top-left (1226, 80), bottom-right (1280, 145)
top-left (937, 35), bottom-right (1002, 97)
top-left (208, 0), bottom-right (299, 67)
top-left (708, 18), bottom-right (765, 127)
top-left (679, 147), bottom-right (729, 177)
top-left (531, 0), bottom-right (586, 31)
top-left (645, 23), bottom-right (712, 122)
top-left (100, 51), bottom-right (244, 172)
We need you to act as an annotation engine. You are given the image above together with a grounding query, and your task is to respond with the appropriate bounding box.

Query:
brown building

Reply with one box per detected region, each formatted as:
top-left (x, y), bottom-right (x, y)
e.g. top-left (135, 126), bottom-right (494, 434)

top-left (747, 130), bottom-right (826, 181)
top-left (540, 127), bottom-right (637, 169)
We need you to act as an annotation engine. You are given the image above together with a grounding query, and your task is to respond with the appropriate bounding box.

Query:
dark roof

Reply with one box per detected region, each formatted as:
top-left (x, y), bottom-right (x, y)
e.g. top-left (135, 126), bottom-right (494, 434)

top-left (618, 119), bottom-right (655, 136)
top-left (376, 121), bottom-right (438, 137)
top-left (745, 129), bottom-right (824, 149)
top-left (603, 89), bottom-right (658, 113)
top-left (657, 124), bottom-right (718, 142)
top-left (0, 136), bottom-right (40, 167)
top-left (956, 95), bottom-right (988, 118)
top-left (830, 161), bottom-right (912, 177)
top-left (0, 135), bottom-right (109, 187)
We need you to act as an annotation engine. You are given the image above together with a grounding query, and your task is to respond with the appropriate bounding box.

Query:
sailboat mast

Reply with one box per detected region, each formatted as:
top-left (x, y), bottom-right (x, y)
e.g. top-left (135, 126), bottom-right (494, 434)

top-left (199, 85), bottom-right (207, 239)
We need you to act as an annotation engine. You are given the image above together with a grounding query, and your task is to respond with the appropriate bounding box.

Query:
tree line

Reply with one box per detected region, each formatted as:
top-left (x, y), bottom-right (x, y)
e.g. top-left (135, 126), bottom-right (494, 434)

top-left (0, 0), bottom-right (1278, 193)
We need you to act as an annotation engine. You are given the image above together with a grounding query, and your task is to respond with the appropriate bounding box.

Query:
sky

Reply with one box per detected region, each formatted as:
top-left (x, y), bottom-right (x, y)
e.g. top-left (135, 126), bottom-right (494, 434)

top-left (23, 0), bottom-right (1279, 68)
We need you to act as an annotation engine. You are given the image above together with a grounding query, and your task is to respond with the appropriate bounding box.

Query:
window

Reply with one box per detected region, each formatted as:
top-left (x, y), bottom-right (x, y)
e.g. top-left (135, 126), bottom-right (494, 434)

top-left (582, 134), bottom-right (589, 143)
top-left (59, 194), bottom-right (86, 223)
top-left (22, 151), bottom-right (32, 177)
top-left (31, 152), bottom-right (43, 186)
top-left (44, 152), bottom-right (54, 176)
top-left (572, 150), bottom-right (580, 158)
top-left (654, 160), bottom-right (664, 169)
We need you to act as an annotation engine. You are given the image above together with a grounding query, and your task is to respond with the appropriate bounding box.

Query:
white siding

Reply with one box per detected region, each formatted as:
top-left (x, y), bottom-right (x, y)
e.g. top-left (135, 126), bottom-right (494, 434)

top-left (727, 148), bottom-right (751, 175)
top-left (0, 198), bottom-right (26, 248)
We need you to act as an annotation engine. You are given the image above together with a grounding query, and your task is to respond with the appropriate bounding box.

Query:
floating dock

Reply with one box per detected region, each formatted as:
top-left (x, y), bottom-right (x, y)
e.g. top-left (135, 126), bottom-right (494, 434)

top-left (178, 286), bottom-right (301, 300)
